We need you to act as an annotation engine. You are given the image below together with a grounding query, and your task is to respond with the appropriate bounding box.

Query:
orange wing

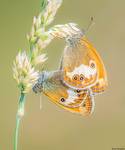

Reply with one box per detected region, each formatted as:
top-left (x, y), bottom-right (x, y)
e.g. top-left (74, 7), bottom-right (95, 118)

top-left (80, 92), bottom-right (95, 116)
top-left (83, 39), bottom-right (108, 94)
top-left (60, 36), bottom-right (108, 92)
top-left (33, 71), bottom-right (95, 116)
top-left (53, 92), bottom-right (95, 116)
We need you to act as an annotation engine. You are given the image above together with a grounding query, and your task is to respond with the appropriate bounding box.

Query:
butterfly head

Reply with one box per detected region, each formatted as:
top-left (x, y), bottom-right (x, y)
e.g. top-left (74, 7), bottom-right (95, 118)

top-left (66, 31), bottom-right (84, 47)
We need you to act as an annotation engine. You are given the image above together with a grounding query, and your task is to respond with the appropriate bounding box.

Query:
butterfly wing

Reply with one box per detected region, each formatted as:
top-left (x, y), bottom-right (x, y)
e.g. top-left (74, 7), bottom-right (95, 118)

top-left (91, 78), bottom-right (107, 95)
top-left (38, 71), bottom-right (95, 115)
top-left (60, 36), bottom-right (107, 92)
top-left (58, 91), bottom-right (95, 116)
top-left (80, 92), bottom-right (95, 116)
top-left (84, 39), bottom-right (108, 95)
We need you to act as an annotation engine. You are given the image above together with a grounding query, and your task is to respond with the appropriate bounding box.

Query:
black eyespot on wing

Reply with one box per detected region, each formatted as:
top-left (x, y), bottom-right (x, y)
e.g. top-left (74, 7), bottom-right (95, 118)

top-left (80, 76), bottom-right (84, 81)
top-left (73, 74), bottom-right (78, 80)
top-left (80, 74), bottom-right (85, 81)
top-left (90, 61), bottom-right (96, 68)
top-left (76, 89), bottom-right (81, 93)
top-left (60, 98), bottom-right (65, 102)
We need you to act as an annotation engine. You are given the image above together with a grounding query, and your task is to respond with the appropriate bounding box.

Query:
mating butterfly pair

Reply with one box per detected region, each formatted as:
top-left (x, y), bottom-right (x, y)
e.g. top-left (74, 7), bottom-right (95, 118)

top-left (33, 26), bottom-right (108, 116)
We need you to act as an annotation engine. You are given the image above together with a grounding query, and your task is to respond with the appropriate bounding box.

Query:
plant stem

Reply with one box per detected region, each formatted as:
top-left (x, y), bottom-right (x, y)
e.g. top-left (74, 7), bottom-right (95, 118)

top-left (14, 93), bottom-right (26, 150)
top-left (14, 115), bottom-right (20, 150)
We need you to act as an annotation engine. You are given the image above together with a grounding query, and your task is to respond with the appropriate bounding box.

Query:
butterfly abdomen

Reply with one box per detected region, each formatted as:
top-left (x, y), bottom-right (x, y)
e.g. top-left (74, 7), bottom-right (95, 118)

top-left (32, 72), bottom-right (47, 93)
top-left (32, 71), bottom-right (62, 94)
top-left (32, 81), bottom-right (43, 93)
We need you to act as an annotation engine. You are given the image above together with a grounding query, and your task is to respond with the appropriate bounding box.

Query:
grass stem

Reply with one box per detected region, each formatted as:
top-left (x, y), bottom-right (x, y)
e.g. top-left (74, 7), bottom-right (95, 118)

top-left (14, 93), bottom-right (26, 150)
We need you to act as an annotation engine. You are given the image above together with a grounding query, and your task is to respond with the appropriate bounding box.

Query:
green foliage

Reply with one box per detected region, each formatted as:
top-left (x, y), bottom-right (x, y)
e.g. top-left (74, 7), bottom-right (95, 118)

top-left (41, 0), bottom-right (48, 13)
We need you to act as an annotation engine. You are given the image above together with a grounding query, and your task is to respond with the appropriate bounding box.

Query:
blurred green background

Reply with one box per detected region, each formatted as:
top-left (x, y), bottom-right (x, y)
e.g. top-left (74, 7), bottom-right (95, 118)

top-left (0, 0), bottom-right (125, 150)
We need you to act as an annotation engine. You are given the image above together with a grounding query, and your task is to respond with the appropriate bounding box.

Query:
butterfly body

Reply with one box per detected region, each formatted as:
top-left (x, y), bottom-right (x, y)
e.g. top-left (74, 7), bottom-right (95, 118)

top-left (33, 28), bottom-right (108, 116)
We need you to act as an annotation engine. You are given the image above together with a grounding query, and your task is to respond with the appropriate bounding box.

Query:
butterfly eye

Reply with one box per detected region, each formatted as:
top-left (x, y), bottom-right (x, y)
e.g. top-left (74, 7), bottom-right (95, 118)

top-left (73, 74), bottom-right (78, 80)
top-left (80, 74), bottom-right (85, 81)
top-left (60, 98), bottom-right (65, 102)
top-left (90, 61), bottom-right (96, 68)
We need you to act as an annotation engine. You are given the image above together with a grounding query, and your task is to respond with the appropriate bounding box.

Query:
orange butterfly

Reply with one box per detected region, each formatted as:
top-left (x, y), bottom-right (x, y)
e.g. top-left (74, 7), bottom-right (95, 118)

top-left (33, 25), bottom-right (108, 116)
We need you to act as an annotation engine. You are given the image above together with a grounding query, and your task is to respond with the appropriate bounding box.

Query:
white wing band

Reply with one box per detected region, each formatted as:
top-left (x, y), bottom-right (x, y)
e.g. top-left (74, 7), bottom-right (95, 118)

top-left (48, 23), bottom-right (82, 38)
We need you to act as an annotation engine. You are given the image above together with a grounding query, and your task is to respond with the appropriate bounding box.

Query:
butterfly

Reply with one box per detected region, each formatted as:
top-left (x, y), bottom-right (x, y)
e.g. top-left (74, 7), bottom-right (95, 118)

top-left (33, 25), bottom-right (108, 116)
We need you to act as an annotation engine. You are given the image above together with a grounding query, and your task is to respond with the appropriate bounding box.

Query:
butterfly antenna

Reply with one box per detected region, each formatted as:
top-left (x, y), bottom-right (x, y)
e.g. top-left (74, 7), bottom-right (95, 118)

top-left (85, 17), bottom-right (95, 34)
